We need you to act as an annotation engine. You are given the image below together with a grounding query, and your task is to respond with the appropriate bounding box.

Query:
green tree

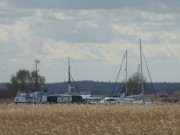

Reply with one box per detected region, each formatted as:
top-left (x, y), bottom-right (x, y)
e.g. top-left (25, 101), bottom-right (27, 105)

top-left (121, 72), bottom-right (146, 95)
top-left (30, 70), bottom-right (46, 90)
top-left (6, 69), bottom-right (46, 97)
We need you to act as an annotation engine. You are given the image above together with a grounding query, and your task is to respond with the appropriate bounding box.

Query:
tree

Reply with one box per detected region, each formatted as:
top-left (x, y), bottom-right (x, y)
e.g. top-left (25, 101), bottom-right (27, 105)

top-left (0, 89), bottom-right (8, 98)
top-left (121, 72), bottom-right (146, 95)
top-left (6, 69), bottom-right (46, 97)
top-left (30, 70), bottom-right (46, 90)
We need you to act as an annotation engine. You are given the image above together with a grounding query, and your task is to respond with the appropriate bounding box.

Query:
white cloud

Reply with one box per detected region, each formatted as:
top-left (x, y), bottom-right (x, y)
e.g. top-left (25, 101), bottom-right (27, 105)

top-left (0, 0), bottom-right (180, 82)
top-left (140, 43), bottom-right (180, 62)
top-left (42, 40), bottom-right (101, 62)
top-left (76, 21), bottom-right (99, 29)
top-left (0, 1), bottom-right (9, 8)
top-left (77, 10), bottom-right (103, 19)
top-left (8, 19), bottom-right (33, 56)
top-left (49, 11), bottom-right (75, 21)
top-left (112, 24), bottom-right (152, 41)
top-left (0, 28), bottom-right (9, 43)
top-left (98, 43), bottom-right (131, 64)
top-left (140, 12), bottom-right (175, 21)
top-left (74, 10), bottom-right (103, 29)
top-left (159, 3), bottom-right (169, 10)
top-left (160, 32), bottom-right (177, 40)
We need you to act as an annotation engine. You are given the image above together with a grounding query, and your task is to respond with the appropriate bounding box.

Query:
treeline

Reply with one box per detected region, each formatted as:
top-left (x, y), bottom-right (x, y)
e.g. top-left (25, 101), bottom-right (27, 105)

top-left (0, 89), bottom-right (8, 98)
top-left (1, 69), bottom-right (180, 99)
top-left (0, 69), bottom-right (46, 99)
top-left (1, 81), bottom-right (180, 99)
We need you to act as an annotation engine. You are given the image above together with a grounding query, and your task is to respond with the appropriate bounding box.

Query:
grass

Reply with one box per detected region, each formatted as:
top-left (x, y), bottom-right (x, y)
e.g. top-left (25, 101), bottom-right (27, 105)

top-left (0, 103), bottom-right (180, 135)
top-left (0, 98), bottom-right (14, 104)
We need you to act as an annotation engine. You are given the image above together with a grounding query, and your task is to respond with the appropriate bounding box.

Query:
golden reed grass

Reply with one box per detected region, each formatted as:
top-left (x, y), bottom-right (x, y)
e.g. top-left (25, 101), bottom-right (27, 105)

top-left (0, 103), bottom-right (180, 135)
top-left (0, 98), bottom-right (14, 104)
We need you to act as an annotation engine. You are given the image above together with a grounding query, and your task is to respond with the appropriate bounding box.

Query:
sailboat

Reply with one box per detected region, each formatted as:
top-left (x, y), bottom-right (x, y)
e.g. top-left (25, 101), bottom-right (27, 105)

top-left (47, 57), bottom-right (92, 103)
top-left (126, 39), bottom-right (154, 104)
top-left (100, 50), bottom-right (131, 103)
top-left (124, 39), bottom-right (144, 102)
top-left (100, 39), bottom-right (154, 104)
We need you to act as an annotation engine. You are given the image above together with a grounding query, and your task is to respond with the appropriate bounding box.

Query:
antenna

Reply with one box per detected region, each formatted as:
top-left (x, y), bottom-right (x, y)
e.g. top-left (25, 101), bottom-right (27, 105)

top-left (68, 57), bottom-right (71, 94)
top-left (68, 57), bottom-right (71, 84)
top-left (34, 59), bottom-right (40, 91)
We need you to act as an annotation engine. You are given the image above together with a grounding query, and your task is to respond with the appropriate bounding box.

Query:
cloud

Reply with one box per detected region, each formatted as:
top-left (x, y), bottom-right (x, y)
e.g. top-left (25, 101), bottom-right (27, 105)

top-left (42, 40), bottom-right (101, 62)
top-left (112, 24), bottom-right (152, 41)
top-left (48, 11), bottom-right (75, 21)
top-left (6, 0), bottom-right (179, 12)
top-left (0, 1), bottom-right (9, 8)
top-left (160, 32), bottom-right (178, 40)
top-left (0, 0), bottom-right (180, 82)
top-left (140, 12), bottom-right (175, 21)
top-left (0, 28), bottom-right (9, 43)
top-left (76, 21), bottom-right (99, 29)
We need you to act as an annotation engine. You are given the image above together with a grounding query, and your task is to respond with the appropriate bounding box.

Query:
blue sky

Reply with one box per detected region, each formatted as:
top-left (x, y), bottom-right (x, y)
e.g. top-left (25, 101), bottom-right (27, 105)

top-left (0, 0), bottom-right (180, 83)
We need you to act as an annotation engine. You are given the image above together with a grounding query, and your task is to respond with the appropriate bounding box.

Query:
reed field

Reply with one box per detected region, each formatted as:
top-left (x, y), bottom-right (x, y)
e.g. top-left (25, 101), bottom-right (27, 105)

top-left (0, 103), bottom-right (180, 135)
top-left (0, 98), bottom-right (14, 104)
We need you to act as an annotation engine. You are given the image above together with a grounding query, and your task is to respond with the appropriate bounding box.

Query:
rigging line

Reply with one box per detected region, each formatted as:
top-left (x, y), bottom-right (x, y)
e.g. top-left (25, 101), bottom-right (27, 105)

top-left (111, 52), bottom-right (126, 97)
top-left (131, 65), bottom-right (141, 95)
top-left (131, 79), bottom-right (136, 95)
top-left (118, 76), bottom-right (126, 97)
top-left (118, 83), bottom-right (123, 97)
top-left (142, 49), bottom-right (157, 100)
top-left (70, 74), bottom-right (80, 93)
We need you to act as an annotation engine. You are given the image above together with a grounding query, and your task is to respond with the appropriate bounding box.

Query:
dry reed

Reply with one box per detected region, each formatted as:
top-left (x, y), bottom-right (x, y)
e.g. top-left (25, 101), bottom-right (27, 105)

top-left (0, 98), bottom-right (14, 104)
top-left (0, 103), bottom-right (180, 135)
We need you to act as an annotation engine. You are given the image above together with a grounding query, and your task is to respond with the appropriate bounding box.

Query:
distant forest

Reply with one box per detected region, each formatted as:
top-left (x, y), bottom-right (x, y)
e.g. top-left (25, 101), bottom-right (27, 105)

top-left (0, 81), bottom-right (180, 98)
top-left (45, 81), bottom-right (180, 95)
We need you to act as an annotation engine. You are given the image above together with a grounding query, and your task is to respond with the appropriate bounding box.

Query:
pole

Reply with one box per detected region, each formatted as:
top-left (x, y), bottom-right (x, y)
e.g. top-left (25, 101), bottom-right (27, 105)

top-left (34, 59), bottom-right (40, 91)
top-left (139, 39), bottom-right (144, 103)
top-left (138, 64), bottom-right (140, 94)
top-left (68, 57), bottom-right (71, 94)
top-left (125, 50), bottom-right (128, 95)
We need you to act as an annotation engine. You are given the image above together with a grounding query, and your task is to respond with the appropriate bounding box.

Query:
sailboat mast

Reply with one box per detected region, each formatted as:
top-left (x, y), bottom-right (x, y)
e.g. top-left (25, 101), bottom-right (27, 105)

top-left (34, 59), bottom-right (40, 91)
top-left (125, 50), bottom-right (128, 95)
top-left (138, 64), bottom-right (140, 94)
top-left (139, 39), bottom-right (144, 103)
top-left (68, 57), bottom-right (71, 94)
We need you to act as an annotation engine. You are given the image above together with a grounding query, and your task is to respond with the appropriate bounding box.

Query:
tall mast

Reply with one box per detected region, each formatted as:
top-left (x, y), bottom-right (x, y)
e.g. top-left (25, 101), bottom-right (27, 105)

top-left (138, 64), bottom-right (140, 94)
top-left (68, 57), bottom-right (71, 94)
top-left (125, 50), bottom-right (128, 95)
top-left (34, 59), bottom-right (40, 91)
top-left (139, 39), bottom-right (144, 103)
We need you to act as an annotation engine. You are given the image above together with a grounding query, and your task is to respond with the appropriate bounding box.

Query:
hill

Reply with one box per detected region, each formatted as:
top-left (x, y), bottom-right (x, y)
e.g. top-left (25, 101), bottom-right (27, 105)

top-left (1, 81), bottom-right (180, 96)
top-left (45, 81), bottom-right (117, 95)
top-left (0, 83), bottom-right (7, 90)
top-left (45, 81), bottom-right (180, 96)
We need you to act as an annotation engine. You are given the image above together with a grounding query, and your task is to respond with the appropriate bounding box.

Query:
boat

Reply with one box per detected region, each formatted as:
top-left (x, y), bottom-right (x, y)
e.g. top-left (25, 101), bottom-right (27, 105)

top-left (83, 96), bottom-right (103, 103)
top-left (128, 39), bottom-right (154, 104)
top-left (47, 57), bottom-right (93, 103)
top-left (100, 97), bottom-right (119, 103)
top-left (100, 39), bottom-right (154, 104)
top-left (14, 58), bottom-right (92, 103)
top-left (14, 90), bottom-right (48, 103)
top-left (14, 59), bottom-right (48, 103)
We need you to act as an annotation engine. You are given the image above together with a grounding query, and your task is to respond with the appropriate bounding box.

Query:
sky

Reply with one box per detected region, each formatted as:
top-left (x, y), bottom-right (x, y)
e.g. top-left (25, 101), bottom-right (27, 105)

top-left (0, 0), bottom-right (180, 83)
